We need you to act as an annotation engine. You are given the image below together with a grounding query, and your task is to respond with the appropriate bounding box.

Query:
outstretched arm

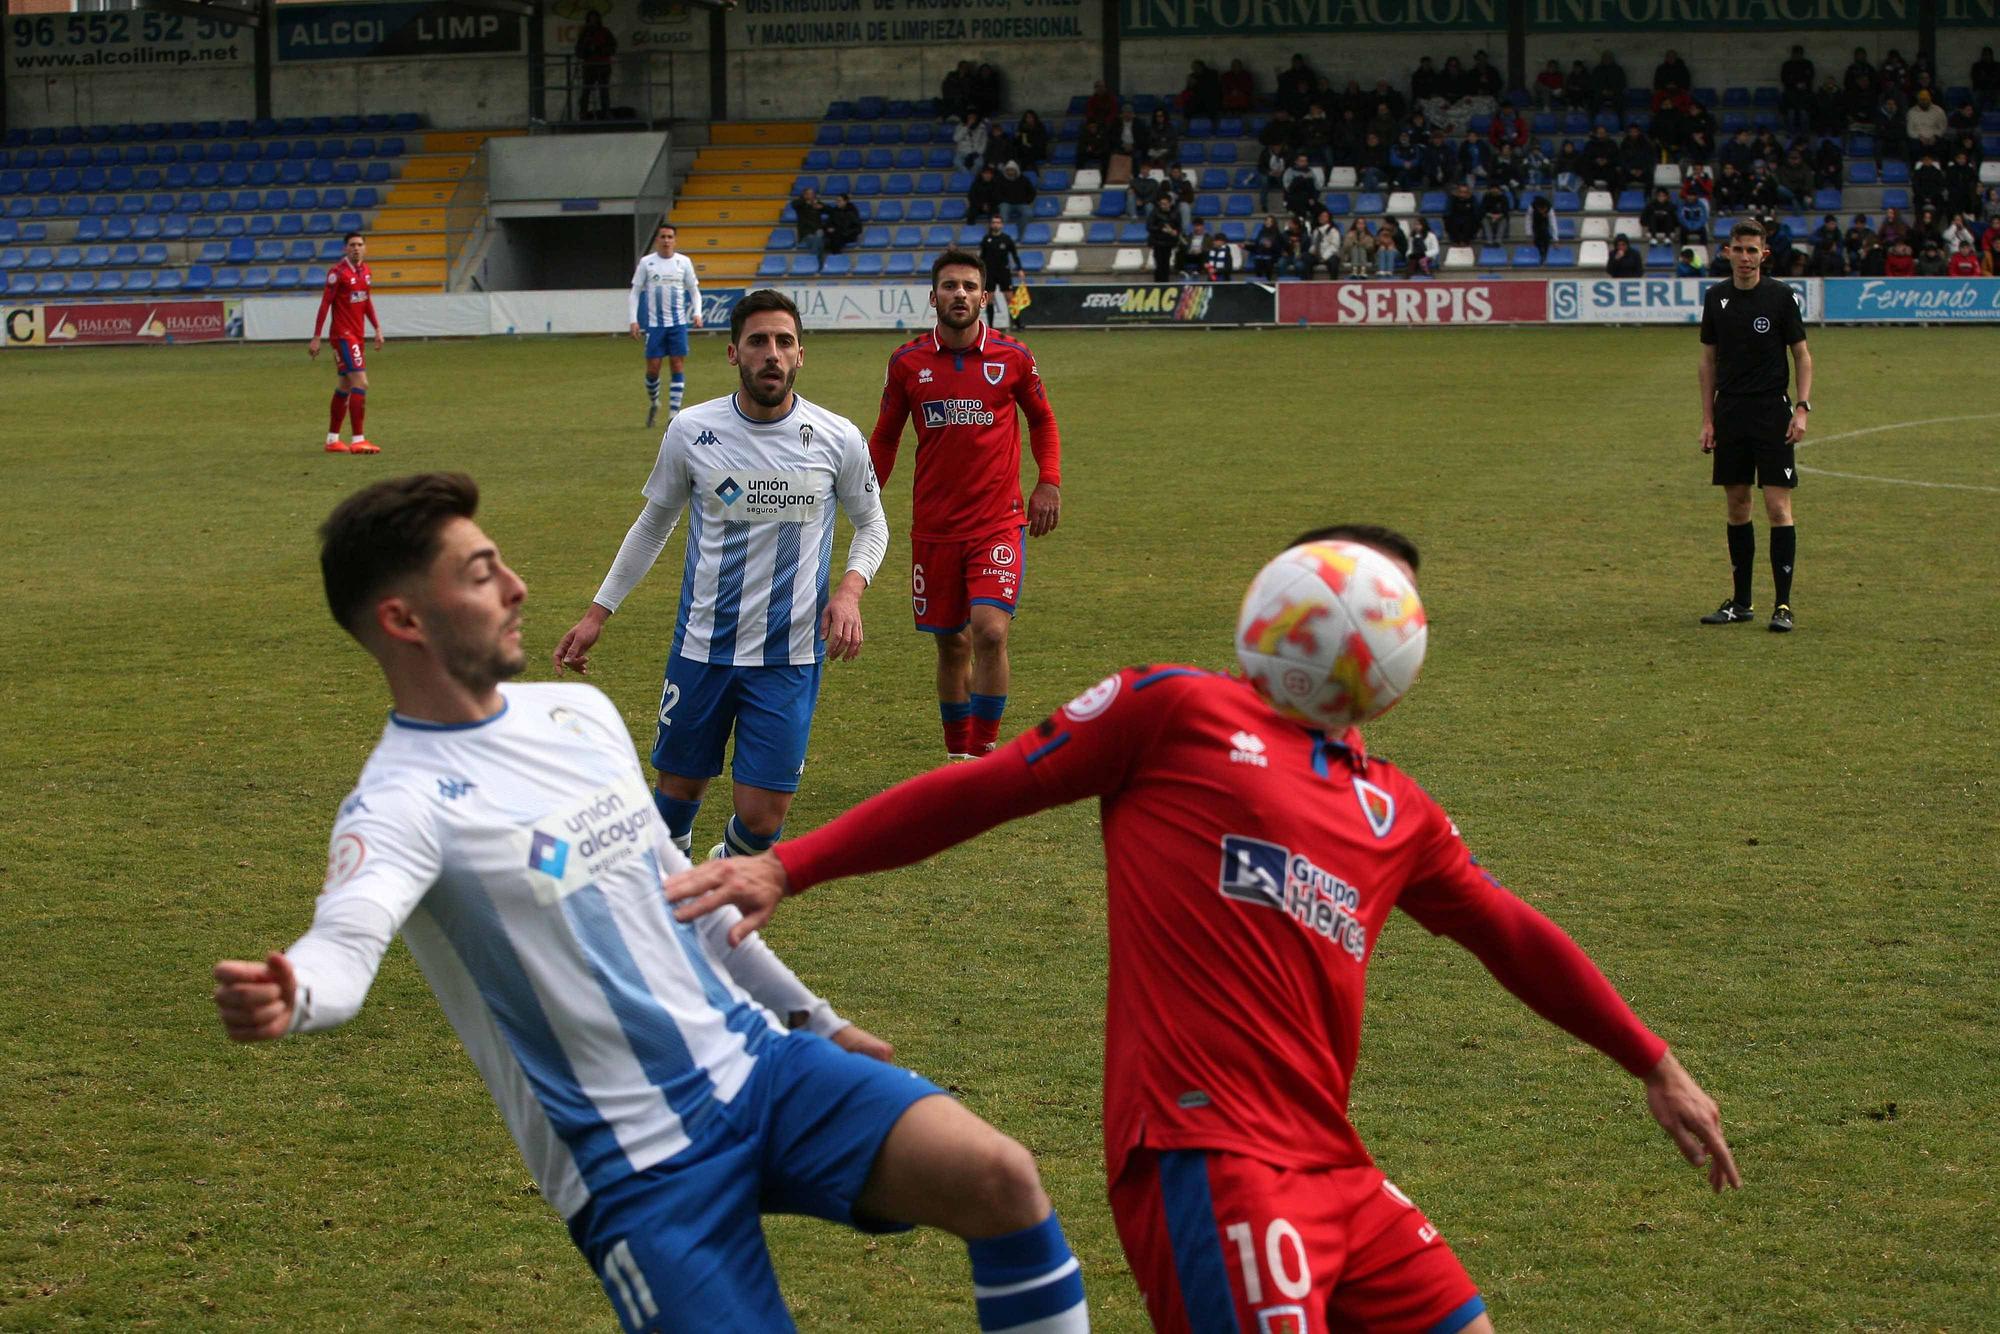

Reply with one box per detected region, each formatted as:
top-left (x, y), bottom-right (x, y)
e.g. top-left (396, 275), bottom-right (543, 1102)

top-left (1015, 352), bottom-right (1062, 536)
top-left (866, 368), bottom-right (911, 486)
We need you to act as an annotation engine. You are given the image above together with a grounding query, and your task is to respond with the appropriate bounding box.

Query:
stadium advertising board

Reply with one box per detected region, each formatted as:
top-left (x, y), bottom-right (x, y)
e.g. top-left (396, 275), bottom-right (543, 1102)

top-left (728, 0), bottom-right (1093, 49)
top-left (1820, 278), bottom-right (2000, 322)
top-left (1528, 0), bottom-right (1914, 29)
top-left (1548, 277), bottom-right (1816, 323)
top-left (771, 283), bottom-right (937, 330)
top-left (546, 0), bottom-right (710, 54)
top-left (1032, 282), bottom-right (1276, 325)
top-left (4, 10), bottom-right (250, 74)
top-left (4, 301), bottom-right (244, 346)
top-left (1278, 281), bottom-right (1546, 325)
top-left (1121, 0), bottom-right (1500, 34)
top-left (276, 3), bottom-right (526, 61)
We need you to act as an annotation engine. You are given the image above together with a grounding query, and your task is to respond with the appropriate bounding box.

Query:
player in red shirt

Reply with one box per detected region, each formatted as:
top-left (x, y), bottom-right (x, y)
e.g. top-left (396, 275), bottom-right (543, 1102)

top-left (869, 249), bottom-right (1063, 759)
top-left (667, 524), bottom-right (1740, 1333)
top-left (310, 232), bottom-right (384, 455)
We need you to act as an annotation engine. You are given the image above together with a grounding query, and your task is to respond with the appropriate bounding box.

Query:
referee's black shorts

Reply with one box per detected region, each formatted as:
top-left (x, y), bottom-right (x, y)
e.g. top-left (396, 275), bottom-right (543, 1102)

top-left (1711, 391), bottom-right (1799, 489)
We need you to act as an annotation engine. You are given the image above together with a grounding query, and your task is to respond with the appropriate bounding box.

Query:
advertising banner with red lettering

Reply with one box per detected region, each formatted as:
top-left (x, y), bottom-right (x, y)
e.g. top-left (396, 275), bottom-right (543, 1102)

top-left (1278, 281), bottom-right (1548, 326)
top-left (35, 301), bottom-right (243, 346)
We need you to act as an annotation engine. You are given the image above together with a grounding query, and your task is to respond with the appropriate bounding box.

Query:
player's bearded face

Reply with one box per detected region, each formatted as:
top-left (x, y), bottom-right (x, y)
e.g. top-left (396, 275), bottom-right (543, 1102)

top-left (422, 520), bottom-right (528, 691)
top-left (933, 268), bottom-right (984, 330)
top-left (732, 320), bottom-right (802, 408)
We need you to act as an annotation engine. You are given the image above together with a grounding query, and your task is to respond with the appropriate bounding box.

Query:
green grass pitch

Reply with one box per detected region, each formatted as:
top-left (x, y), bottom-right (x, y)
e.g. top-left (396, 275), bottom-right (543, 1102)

top-left (0, 325), bottom-right (1994, 1331)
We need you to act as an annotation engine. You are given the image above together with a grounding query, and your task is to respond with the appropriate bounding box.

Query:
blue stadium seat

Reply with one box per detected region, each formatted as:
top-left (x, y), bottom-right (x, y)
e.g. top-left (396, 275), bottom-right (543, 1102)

top-left (1511, 245), bottom-right (1544, 266)
top-left (788, 254), bottom-right (818, 275)
top-left (1546, 244), bottom-right (1578, 265)
top-left (236, 266), bottom-right (269, 290)
top-left (273, 265), bottom-right (303, 289)
top-left (1051, 143), bottom-right (1078, 165)
top-left (926, 146), bottom-right (954, 169)
top-left (864, 148), bottom-right (894, 170)
top-left (351, 187), bottom-right (379, 209)
top-left (188, 217), bottom-right (217, 238)
top-left (4, 274), bottom-right (30, 296)
top-left (198, 241), bottom-right (228, 264)
top-left (914, 224), bottom-right (945, 248)
top-left (956, 224), bottom-right (984, 245)
top-left (153, 269), bottom-right (183, 293)
top-left (1419, 191), bottom-right (1447, 214)
top-left (1354, 192), bottom-right (1385, 214)
top-left (335, 211), bottom-right (363, 232)
top-left (104, 217), bottom-right (133, 241)
top-left (183, 263), bottom-right (212, 291)
top-left (1086, 221), bottom-right (1115, 244)
top-left (321, 188), bottom-right (351, 209)
top-left (278, 162), bottom-right (307, 186)
top-left (276, 214), bottom-right (303, 237)
top-left (217, 217), bottom-right (246, 238)
top-left (349, 137), bottom-right (376, 157)
top-left (286, 239), bottom-right (315, 262)
top-left (1847, 160), bottom-right (1877, 185)
top-left (1023, 222), bottom-right (1053, 246)
top-left (1554, 190), bottom-right (1581, 212)
top-left (1093, 190), bottom-right (1127, 217)
top-left (895, 147), bottom-right (924, 170)
top-left (318, 238), bottom-right (344, 260)
top-left (362, 162), bottom-right (390, 183)
top-left (205, 268), bottom-right (235, 291)
top-left (815, 125), bottom-right (842, 147)
top-left (159, 215), bottom-right (188, 239)
top-left (68, 272), bottom-right (99, 294)
top-left (132, 216), bottom-right (161, 240)
top-left (247, 216), bottom-right (275, 238)
top-left (1196, 196), bottom-right (1222, 218)
top-left (96, 270), bottom-right (125, 293)
top-left (1882, 188), bottom-right (1910, 210)
top-left (818, 253), bottom-right (852, 277)
top-left (254, 239), bottom-right (284, 262)
top-left (1556, 217), bottom-right (1578, 240)
top-left (1880, 161), bottom-right (1909, 185)
top-left (822, 174), bottom-right (851, 195)
top-left (868, 200), bottom-right (901, 223)
top-left (804, 150), bottom-right (832, 170)
top-left (55, 245), bottom-right (82, 268)
top-left (885, 253), bottom-right (914, 275)
top-left (860, 225), bottom-right (891, 248)
top-left (75, 217), bottom-right (104, 242)
top-left (227, 238), bottom-right (254, 263)
top-left (940, 199), bottom-right (967, 221)
top-left (82, 244), bottom-right (111, 267)
top-left (904, 199), bottom-right (936, 223)
top-left (884, 173), bottom-right (913, 195)
top-left (1616, 189), bottom-right (1646, 212)
top-left (1812, 188), bottom-right (1842, 212)
top-left (915, 172), bottom-right (944, 194)
top-left (1646, 244), bottom-right (1675, 267)
top-left (1180, 143), bottom-right (1206, 164)
top-left (0, 248), bottom-right (21, 270)
top-left (842, 125), bottom-right (870, 145)
top-left (36, 272), bottom-right (66, 294)
top-left (853, 253), bottom-right (885, 276)
top-left (1118, 222), bottom-right (1147, 243)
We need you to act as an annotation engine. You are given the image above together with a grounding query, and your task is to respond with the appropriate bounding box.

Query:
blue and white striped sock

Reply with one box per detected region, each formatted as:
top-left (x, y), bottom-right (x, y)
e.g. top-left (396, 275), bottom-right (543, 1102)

top-left (967, 1213), bottom-right (1088, 1331)
top-left (645, 373), bottom-right (660, 405)
top-left (668, 371), bottom-right (686, 411)
top-left (653, 791), bottom-right (700, 857)
top-left (722, 814), bottom-right (777, 859)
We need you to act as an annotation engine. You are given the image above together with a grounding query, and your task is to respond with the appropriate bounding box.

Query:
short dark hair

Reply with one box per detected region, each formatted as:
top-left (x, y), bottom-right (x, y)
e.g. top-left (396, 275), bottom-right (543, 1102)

top-left (931, 247), bottom-right (987, 289)
top-left (343, 231), bottom-right (363, 244)
top-left (1729, 219), bottom-right (1767, 242)
top-left (655, 222), bottom-right (676, 237)
top-left (1287, 524), bottom-right (1421, 573)
top-left (320, 473), bottom-right (479, 639)
top-left (729, 288), bottom-right (803, 343)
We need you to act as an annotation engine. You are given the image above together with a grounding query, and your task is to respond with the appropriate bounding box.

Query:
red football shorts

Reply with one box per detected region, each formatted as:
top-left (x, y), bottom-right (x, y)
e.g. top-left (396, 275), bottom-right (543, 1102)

top-left (1110, 1149), bottom-right (1484, 1334)
top-left (332, 336), bottom-right (365, 375)
top-left (909, 525), bottom-right (1024, 634)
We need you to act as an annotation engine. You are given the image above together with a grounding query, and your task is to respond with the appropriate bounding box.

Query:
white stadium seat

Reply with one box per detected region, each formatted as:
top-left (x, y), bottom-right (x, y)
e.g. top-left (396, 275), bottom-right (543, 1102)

top-left (1053, 221), bottom-right (1085, 245)
top-left (1584, 189), bottom-right (1614, 213)
top-left (1071, 168), bottom-right (1103, 193)
top-left (1981, 161), bottom-right (2000, 186)
top-left (1578, 239), bottom-right (1609, 267)
top-left (1614, 215), bottom-right (1641, 239)
top-left (1580, 216), bottom-right (1611, 240)
top-left (1062, 194), bottom-right (1092, 218)
top-left (1442, 245), bottom-right (1475, 271)
top-left (1653, 163), bottom-right (1682, 189)
top-left (1325, 167), bottom-right (1358, 189)
top-left (1111, 247), bottom-right (1145, 272)
top-left (1047, 248), bottom-right (1079, 272)
top-left (1386, 191), bottom-right (1417, 216)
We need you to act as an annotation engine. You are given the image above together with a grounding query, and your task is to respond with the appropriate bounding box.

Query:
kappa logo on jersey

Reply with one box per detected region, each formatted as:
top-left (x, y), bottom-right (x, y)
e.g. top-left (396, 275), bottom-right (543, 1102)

top-left (1218, 834), bottom-right (1368, 959)
top-left (1229, 730), bottom-right (1268, 767)
top-left (1257, 1308), bottom-right (1308, 1334)
top-left (983, 361), bottom-right (1005, 385)
top-left (1062, 673), bottom-right (1121, 721)
top-left (438, 778), bottom-right (476, 801)
top-left (1754, 315), bottom-right (1771, 333)
top-left (921, 398), bottom-right (997, 428)
top-left (693, 429), bottom-right (722, 449)
top-left (1353, 776), bottom-right (1396, 837)
top-left (339, 793), bottom-right (369, 817)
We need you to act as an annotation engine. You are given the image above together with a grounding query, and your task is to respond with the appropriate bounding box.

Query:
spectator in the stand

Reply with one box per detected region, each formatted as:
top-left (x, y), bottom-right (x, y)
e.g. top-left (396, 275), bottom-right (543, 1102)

top-left (1249, 215), bottom-right (1286, 279)
top-left (1528, 194), bottom-right (1554, 260)
top-left (1905, 90), bottom-right (1946, 157)
top-left (1914, 237), bottom-right (1947, 274)
top-left (1307, 209), bottom-right (1342, 277)
top-left (1255, 142), bottom-right (1288, 212)
top-left (1221, 59), bottom-right (1256, 111)
top-left (1776, 148), bottom-right (1814, 208)
top-left (1083, 79), bottom-right (1118, 126)
top-left (1260, 108), bottom-right (1297, 157)
top-left (1682, 118), bottom-right (1716, 166)
top-left (1876, 205), bottom-right (1908, 249)
top-left (1844, 47), bottom-right (1876, 97)
top-left (1810, 218), bottom-right (1848, 275)
top-left (954, 112), bottom-right (989, 172)
top-left (822, 193), bottom-right (862, 255)
top-left (1534, 59), bottom-right (1565, 109)
top-left (1946, 239), bottom-right (1982, 275)
top-left (1884, 239), bottom-right (1915, 275)
top-left (1591, 51), bottom-right (1629, 109)
top-left (1606, 233), bottom-right (1643, 275)
top-left (1843, 214), bottom-right (1874, 265)
top-left (1180, 61), bottom-right (1223, 120)
top-left (1813, 136), bottom-right (1845, 189)
top-left (969, 63), bottom-right (1002, 117)
top-left (1146, 197), bottom-right (1182, 281)
top-left (1203, 228), bottom-right (1236, 281)
top-left (941, 61), bottom-right (975, 120)
top-left (1130, 164), bottom-right (1166, 219)
top-left (1650, 85), bottom-right (1690, 152)
top-left (1981, 216), bottom-right (2000, 273)
top-left (1523, 140), bottom-right (1554, 188)
top-left (1437, 56), bottom-right (1470, 104)
top-left (1579, 126), bottom-right (1619, 187)
top-left (985, 120), bottom-right (1020, 173)
top-left (1458, 130), bottom-right (1492, 184)
top-left (1405, 218), bottom-right (1440, 275)
top-left (1746, 163), bottom-right (1780, 212)
top-left (1912, 149), bottom-right (1946, 214)
top-left (1356, 132), bottom-right (1390, 190)
top-left (1908, 206), bottom-right (1939, 253)
top-left (966, 164), bottom-right (1002, 220)
top-left (790, 185), bottom-right (825, 255)
top-left (1012, 110), bottom-right (1048, 172)
top-left (1411, 56), bottom-right (1441, 105)
top-left (1779, 46), bottom-right (1815, 133)
top-left (1373, 218), bottom-right (1406, 276)
top-left (1843, 71), bottom-right (1877, 124)
top-left (1491, 142), bottom-right (1526, 190)
top-left (1389, 133), bottom-right (1424, 189)
top-left (1973, 45), bottom-right (2000, 110)
top-left (1341, 221), bottom-right (1377, 277)
top-left (1676, 244), bottom-right (1705, 275)
top-left (1680, 162), bottom-right (1714, 202)
top-left (1490, 103), bottom-right (1530, 152)
top-left (1444, 182), bottom-right (1480, 244)
top-left (1563, 60), bottom-right (1594, 111)
top-left (1945, 150), bottom-right (1980, 218)
top-left (1719, 128), bottom-right (1756, 175)
top-left (1368, 79), bottom-right (1407, 122)
top-left (1470, 50), bottom-right (1505, 100)
top-left (1618, 124), bottom-right (1657, 189)
top-left (1330, 108), bottom-right (1364, 166)
top-left (1143, 108), bottom-right (1178, 170)
top-left (1874, 93), bottom-right (1908, 162)
top-left (1298, 103), bottom-right (1334, 166)
top-left (997, 163), bottom-right (1036, 232)
top-left (1078, 118), bottom-right (1110, 176)
top-left (1554, 139), bottom-right (1583, 190)
top-left (1479, 181), bottom-right (1511, 245)
top-left (574, 10), bottom-right (617, 122)
top-left (1276, 53), bottom-right (1318, 117)
top-left (1654, 49), bottom-right (1692, 94)
top-left (1283, 155), bottom-right (1324, 222)
top-left (1274, 217), bottom-right (1309, 277)
top-left (1810, 78), bottom-right (1847, 136)
top-left (1879, 49), bottom-right (1909, 94)
top-left (1365, 99), bottom-right (1399, 145)
top-left (1175, 221), bottom-right (1209, 278)
top-left (1940, 211), bottom-right (1975, 254)
top-left (1849, 229), bottom-right (1883, 274)
top-left (1163, 163), bottom-right (1197, 230)
top-left (1112, 105), bottom-right (1147, 171)
top-left (1644, 188), bottom-right (1679, 244)
top-left (1678, 192), bottom-right (1710, 244)
top-left (1714, 161), bottom-right (1750, 211)
top-left (1418, 131), bottom-right (1454, 188)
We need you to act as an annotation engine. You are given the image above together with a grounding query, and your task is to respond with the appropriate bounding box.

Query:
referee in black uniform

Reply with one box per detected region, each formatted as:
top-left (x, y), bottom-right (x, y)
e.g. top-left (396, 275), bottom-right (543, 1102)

top-left (1698, 219), bottom-right (1814, 632)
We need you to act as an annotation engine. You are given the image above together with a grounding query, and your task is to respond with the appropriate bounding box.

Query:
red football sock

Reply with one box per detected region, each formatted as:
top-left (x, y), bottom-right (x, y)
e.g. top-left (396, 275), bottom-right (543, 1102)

top-left (943, 716), bottom-right (973, 756)
top-left (347, 389), bottom-right (367, 434)
top-left (968, 716), bottom-right (1001, 753)
top-left (329, 389), bottom-right (348, 433)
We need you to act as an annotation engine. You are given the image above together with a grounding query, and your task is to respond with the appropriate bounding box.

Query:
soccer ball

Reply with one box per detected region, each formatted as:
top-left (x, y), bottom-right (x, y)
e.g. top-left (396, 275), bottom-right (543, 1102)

top-left (1236, 540), bottom-right (1428, 730)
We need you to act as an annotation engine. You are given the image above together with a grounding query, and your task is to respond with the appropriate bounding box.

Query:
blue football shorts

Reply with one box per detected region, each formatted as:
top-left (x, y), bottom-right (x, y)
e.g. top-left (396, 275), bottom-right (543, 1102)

top-left (653, 651), bottom-right (823, 793)
top-left (643, 324), bottom-right (691, 359)
top-left (568, 1030), bottom-right (945, 1333)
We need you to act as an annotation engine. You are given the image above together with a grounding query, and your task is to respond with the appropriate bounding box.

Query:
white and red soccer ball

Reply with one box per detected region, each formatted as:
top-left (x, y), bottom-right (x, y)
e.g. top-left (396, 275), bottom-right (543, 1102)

top-left (1236, 540), bottom-right (1428, 730)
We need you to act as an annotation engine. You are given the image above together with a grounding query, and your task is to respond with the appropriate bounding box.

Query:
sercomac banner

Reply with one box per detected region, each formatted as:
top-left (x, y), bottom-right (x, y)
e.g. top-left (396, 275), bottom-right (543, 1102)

top-left (1029, 283), bottom-right (1276, 325)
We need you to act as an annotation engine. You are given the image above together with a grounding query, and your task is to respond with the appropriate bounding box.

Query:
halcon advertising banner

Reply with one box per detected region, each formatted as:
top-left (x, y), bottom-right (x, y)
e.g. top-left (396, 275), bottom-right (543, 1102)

top-left (1030, 282), bottom-right (1276, 325)
top-left (1819, 277), bottom-right (2000, 322)
top-left (1278, 280), bottom-right (1547, 325)
top-left (1547, 277), bottom-right (1816, 323)
top-left (4, 301), bottom-right (243, 346)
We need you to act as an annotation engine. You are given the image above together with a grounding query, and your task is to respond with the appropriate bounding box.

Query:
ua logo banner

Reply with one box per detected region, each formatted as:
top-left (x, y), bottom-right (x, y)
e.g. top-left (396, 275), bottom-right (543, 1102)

top-left (1352, 776), bottom-right (1395, 837)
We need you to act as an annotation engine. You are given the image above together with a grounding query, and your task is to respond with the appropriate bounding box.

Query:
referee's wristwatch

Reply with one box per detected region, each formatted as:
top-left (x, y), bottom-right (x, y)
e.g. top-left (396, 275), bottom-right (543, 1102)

top-left (1794, 400), bottom-right (1812, 412)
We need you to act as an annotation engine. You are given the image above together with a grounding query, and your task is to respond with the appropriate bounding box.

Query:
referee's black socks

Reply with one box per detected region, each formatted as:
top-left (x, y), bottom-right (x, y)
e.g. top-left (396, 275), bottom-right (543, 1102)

top-left (1727, 522), bottom-right (1755, 607)
top-left (1770, 524), bottom-right (1796, 607)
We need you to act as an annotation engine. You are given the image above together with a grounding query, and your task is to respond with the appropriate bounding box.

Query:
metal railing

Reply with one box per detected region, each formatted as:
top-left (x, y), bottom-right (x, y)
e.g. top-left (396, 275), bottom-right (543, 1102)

top-left (538, 56), bottom-right (684, 129)
top-left (444, 140), bottom-right (491, 291)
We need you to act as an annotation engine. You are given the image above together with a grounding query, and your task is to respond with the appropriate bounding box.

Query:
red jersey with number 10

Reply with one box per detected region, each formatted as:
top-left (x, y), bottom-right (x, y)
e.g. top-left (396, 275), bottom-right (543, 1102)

top-left (317, 259), bottom-right (376, 342)
top-left (869, 322), bottom-right (1061, 542)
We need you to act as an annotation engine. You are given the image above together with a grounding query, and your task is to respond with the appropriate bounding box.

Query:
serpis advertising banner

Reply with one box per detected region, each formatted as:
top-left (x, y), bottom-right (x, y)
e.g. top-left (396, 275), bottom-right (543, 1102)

top-left (27, 301), bottom-right (243, 345)
top-left (1547, 277), bottom-right (1816, 323)
top-left (1030, 282), bottom-right (1276, 325)
top-left (1278, 280), bottom-right (1547, 325)
top-left (276, 3), bottom-right (525, 61)
top-left (1820, 278), bottom-right (2000, 322)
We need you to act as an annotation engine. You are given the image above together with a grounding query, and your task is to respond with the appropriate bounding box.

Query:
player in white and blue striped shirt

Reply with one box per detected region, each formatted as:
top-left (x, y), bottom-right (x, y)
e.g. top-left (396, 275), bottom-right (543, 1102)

top-left (213, 472), bottom-right (1088, 1332)
top-left (628, 223), bottom-right (703, 427)
top-left (557, 290), bottom-right (890, 868)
